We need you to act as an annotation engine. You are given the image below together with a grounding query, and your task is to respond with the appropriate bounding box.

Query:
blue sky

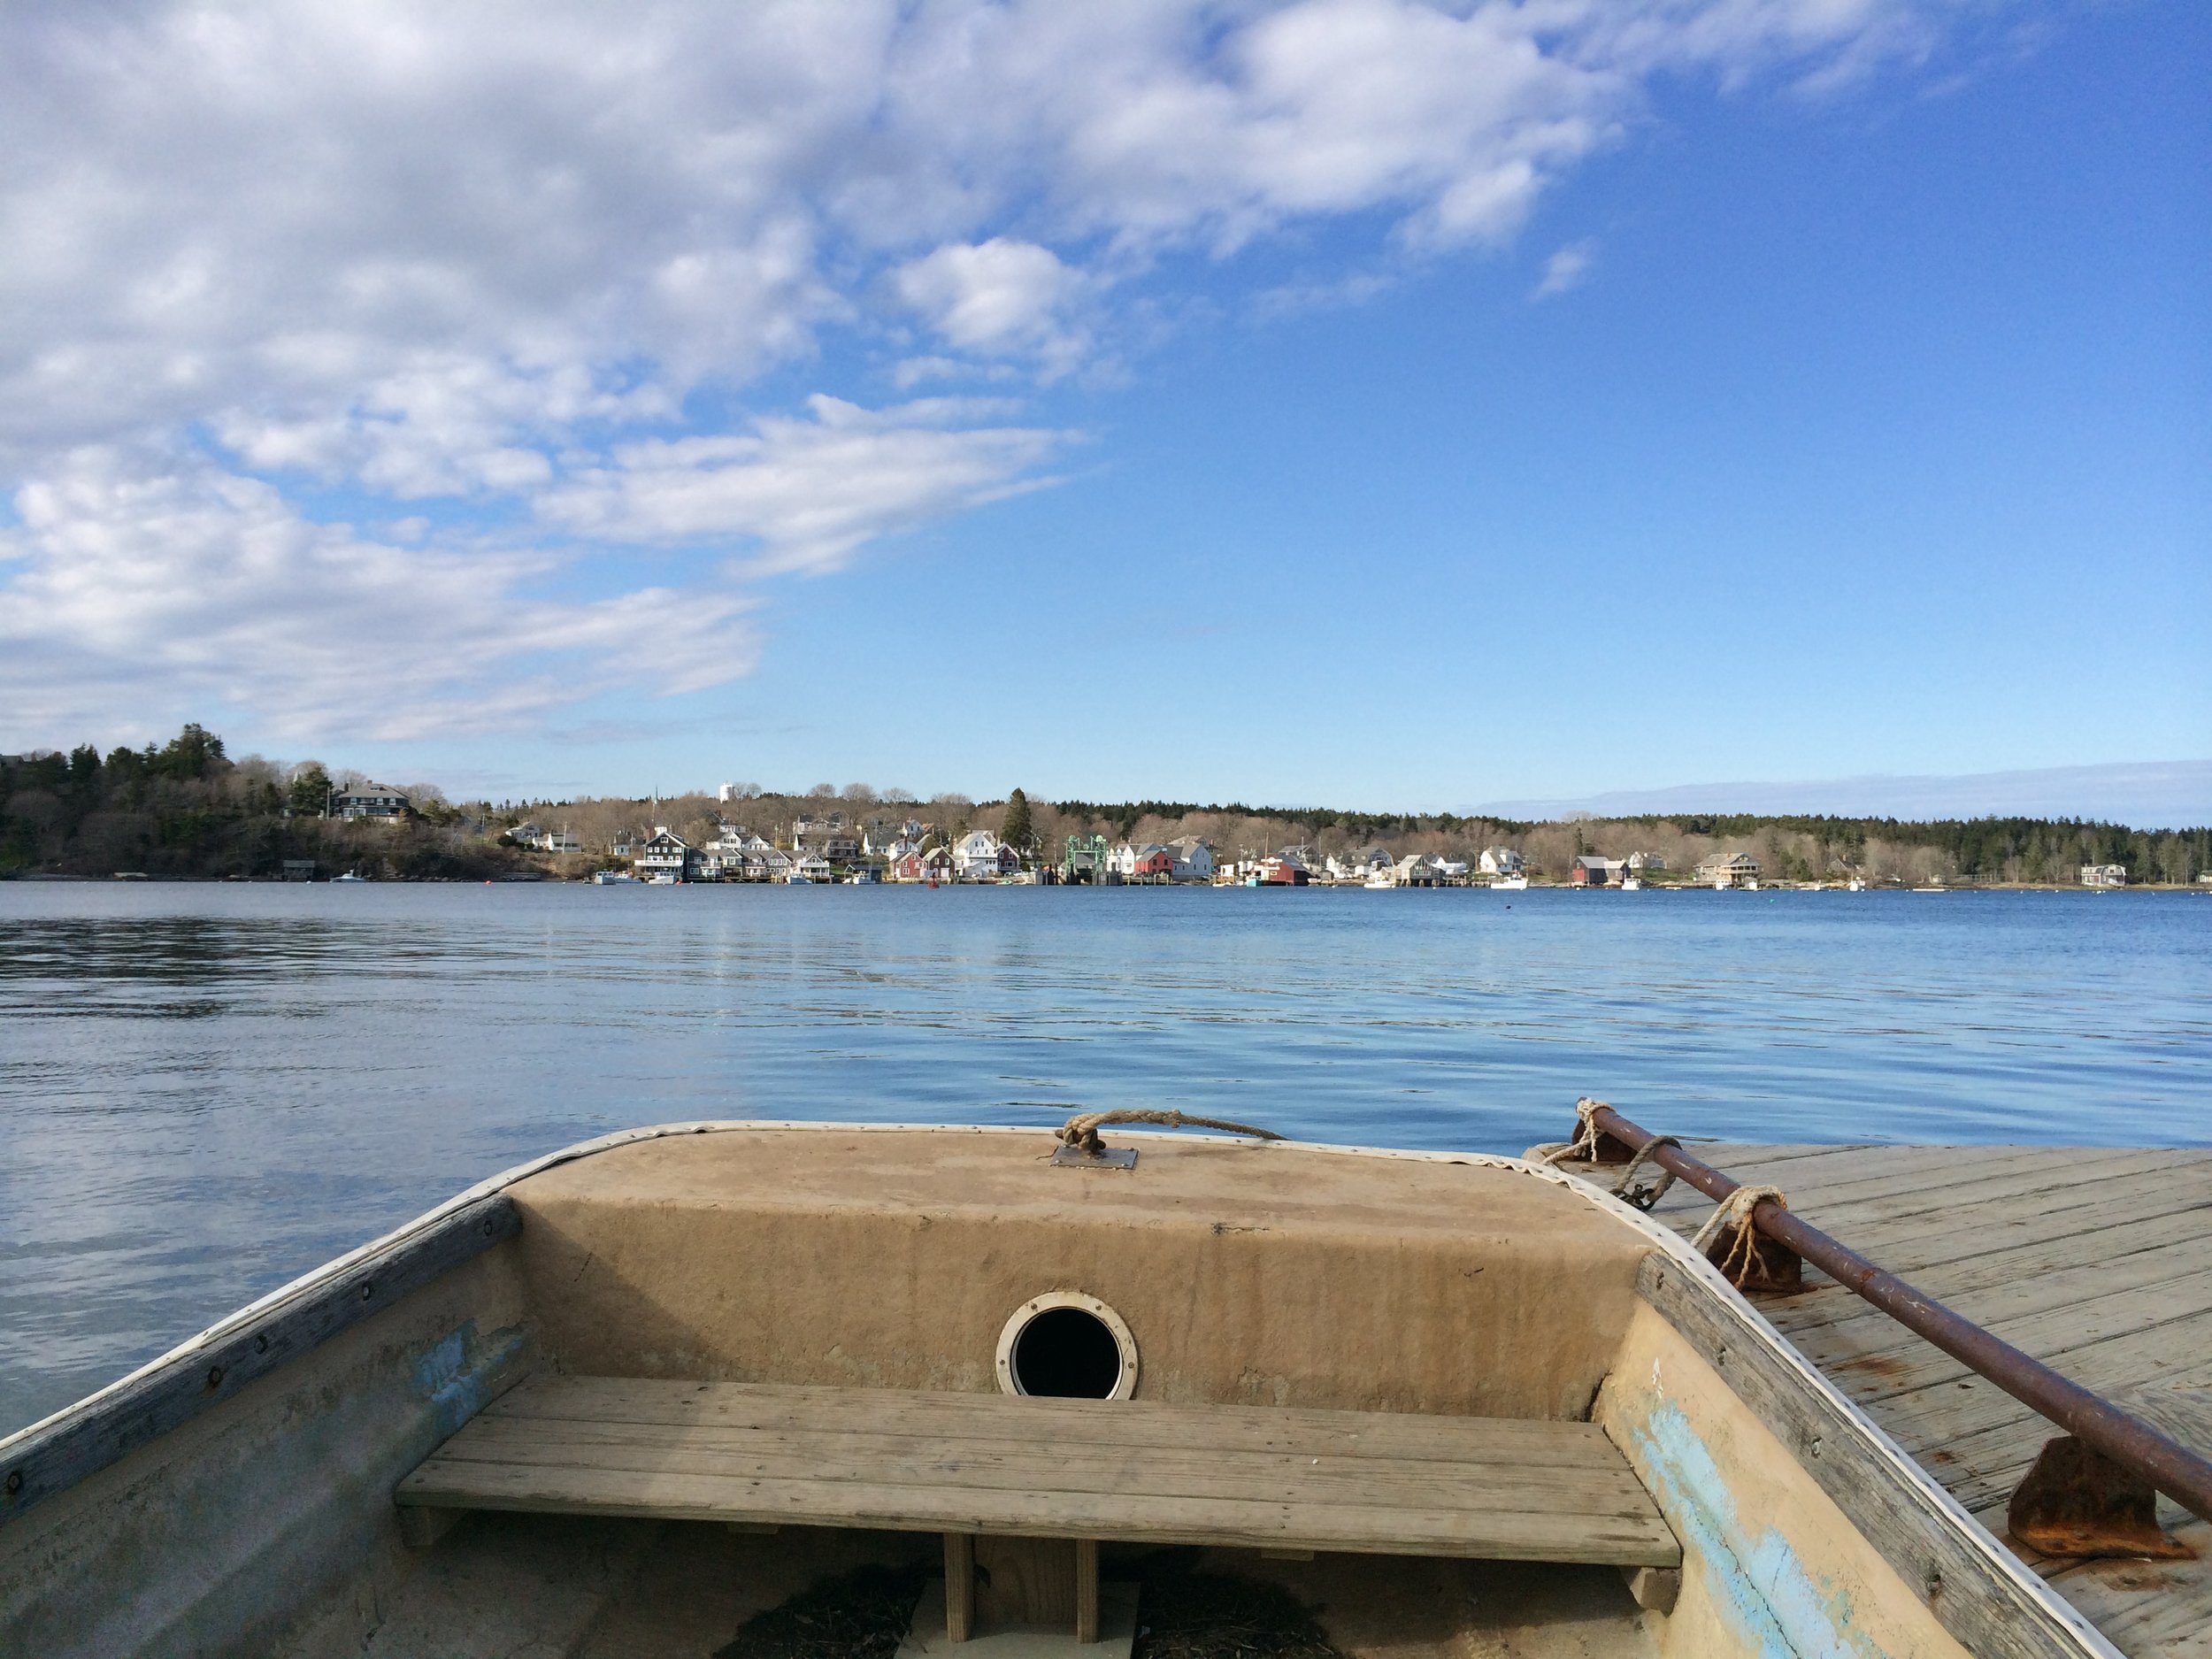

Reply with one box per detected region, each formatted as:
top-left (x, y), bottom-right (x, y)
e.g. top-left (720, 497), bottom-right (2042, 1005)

top-left (0, 2), bottom-right (2202, 810)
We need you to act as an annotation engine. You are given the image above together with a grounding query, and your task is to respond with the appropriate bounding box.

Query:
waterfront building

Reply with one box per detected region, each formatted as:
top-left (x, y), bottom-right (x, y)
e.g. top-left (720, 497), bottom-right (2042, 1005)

top-left (1695, 851), bottom-right (1761, 888)
top-left (1571, 856), bottom-right (1621, 887)
top-left (2079, 863), bottom-right (2128, 887)
top-left (1479, 847), bottom-right (1525, 878)
top-left (632, 828), bottom-right (697, 881)
top-left (1166, 837), bottom-right (1216, 882)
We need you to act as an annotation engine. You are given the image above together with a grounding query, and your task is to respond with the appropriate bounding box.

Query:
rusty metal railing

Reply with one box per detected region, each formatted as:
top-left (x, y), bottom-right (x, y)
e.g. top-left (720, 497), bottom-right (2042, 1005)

top-left (1577, 1102), bottom-right (2212, 1528)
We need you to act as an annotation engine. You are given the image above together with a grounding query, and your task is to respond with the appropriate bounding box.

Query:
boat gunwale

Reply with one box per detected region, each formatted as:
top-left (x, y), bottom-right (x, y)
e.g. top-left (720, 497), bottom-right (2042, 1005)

top-left (0, 1120), bottom-right (2122, 1656)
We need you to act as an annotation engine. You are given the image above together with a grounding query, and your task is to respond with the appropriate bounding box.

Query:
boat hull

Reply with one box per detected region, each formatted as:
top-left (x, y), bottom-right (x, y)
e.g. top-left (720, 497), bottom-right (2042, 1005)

top-left (0, 1125), bottom-right (2114, 1659)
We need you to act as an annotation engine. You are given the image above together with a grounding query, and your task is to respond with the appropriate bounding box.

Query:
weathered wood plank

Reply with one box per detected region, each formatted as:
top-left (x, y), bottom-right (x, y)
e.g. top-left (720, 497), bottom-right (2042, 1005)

top-left (0, 1193), bottom-right (520, 1527)
top-left (420, 1417), bottom-right (1658, 1514)
top-left (1786, 1258), bottom-right (2212, 1404)
top-left (1635, 1253), bottom-right (2116, 1659)
top-left (1789, 1150), bottom-right (2185, 1232)
top-left (1770, 1184), bottom-right (2212, 1275)
top-left (1856, 1309), bottom-right (2212, 1461)
top-left (399, 1377), bottom-right (1679, 1568)
top-left (944, 1532), bottom-right (974, 1642)
top-left (1755, 1215), bottom-right (2212, 1340)
top-left (397, 1458), bottom-right (1680, 1566)
top-left (1749, 1148), bottom-right (2157, 1216)
top-left (486, 1378), bottom-right (1620, 1465)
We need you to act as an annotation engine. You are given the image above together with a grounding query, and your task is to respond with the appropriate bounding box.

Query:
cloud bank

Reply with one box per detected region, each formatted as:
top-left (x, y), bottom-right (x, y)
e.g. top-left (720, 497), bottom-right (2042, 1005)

top-left (0, 0), bottom-right (2009, 741)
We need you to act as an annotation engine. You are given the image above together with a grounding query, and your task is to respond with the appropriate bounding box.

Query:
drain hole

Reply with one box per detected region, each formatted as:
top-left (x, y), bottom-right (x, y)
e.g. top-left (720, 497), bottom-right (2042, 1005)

top-left (1010, 1306), bottom-right (1125, 1399)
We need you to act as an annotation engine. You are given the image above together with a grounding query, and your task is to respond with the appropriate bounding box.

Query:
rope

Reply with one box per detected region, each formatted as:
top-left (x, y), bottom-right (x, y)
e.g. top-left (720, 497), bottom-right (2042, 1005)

top-left (1057, 1108), bottom-right (1284, 1155)
top-left (1525, 1097), bottom-right (1607, 1165)
top-left (1609, 1135), bottom-right (1680, 1211)
top-left (1693, 1183), bottom-right (1789, 1286)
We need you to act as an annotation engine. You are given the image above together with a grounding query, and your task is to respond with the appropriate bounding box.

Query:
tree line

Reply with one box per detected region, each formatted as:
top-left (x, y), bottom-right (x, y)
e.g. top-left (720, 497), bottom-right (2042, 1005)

top-left (5, 726), bottom-right (2204, 884)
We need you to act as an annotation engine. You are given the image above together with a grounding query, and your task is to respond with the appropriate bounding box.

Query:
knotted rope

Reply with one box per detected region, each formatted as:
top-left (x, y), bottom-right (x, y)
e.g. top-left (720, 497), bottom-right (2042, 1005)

top-left (1693, 1183), bottom-right (1790, 1286)
top-left (1524, 1097), bottom-right (1608, 1166)
top-left (1057, 1108), bottom-right (1285, 1156)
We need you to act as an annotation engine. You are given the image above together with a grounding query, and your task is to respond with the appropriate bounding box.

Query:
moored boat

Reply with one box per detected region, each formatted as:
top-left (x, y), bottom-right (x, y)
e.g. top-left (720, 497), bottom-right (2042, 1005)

top-left (0, 1117), bottom-right (2124, 1658)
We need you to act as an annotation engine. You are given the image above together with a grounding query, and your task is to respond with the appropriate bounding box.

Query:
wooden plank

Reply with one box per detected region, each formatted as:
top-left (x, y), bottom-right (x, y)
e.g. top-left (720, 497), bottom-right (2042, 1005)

top-left (1784, 1256), bottom-right (2212, 1404)
top-left (944, 1532), bottom-right (974, 1643)
top-left (396, 1457), bottom-right (1681, 1566)
top-left (1763, 1234), bottom-right (2212, 1378)
top-left (419, 1418), bottom-right (1657, 1515)
top-left (1636, 1253), bottom-right (2114, 1659)
top-left (485, 1378), bottom-right (1621, 1466)
top-left (1787, 1150), bottom-right (2182, 1232)
top-left (0, 1192), bottom-right (520, 1528)
top-left (1755, 1214), bottom-right (2212, 1340)
top-left (1763, 1148), bottom-right (2169, 1217)
top-left (1776, 1185), bottom-right (2212, 1276)
top-left (1855, 1309), bottom-right (2212, 1463)
top-left (977, 1536), bottom-right (1077, 1630)
top-left (399, 1377), bottom-right (1678, 1568)
top-left (1694, 1143), bottom-right (1951, 1179)
top-left (1075, 1539), bottom-right (1099, 1645)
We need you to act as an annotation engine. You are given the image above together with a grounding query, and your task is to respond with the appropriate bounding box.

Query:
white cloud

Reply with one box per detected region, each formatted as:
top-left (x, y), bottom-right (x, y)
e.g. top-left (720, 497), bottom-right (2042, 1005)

top-left (541, 396), bottom-right (1074, 577)
top-left (895, 240), bottom-right (1088, 373)
top-left (0, 449), bottom-right (757, 743)
top-left (0, 0), bottom-right (2017, 743)
top-left (1532, 239), bottom-right (1597, 299)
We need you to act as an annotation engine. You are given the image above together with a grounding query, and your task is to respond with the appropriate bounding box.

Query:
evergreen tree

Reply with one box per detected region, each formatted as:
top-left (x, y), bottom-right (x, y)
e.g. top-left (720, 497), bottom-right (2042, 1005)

top-left (1001, 787), bottom-right (1033, 851)
top-left (288, 764), bottom-right (334, 818)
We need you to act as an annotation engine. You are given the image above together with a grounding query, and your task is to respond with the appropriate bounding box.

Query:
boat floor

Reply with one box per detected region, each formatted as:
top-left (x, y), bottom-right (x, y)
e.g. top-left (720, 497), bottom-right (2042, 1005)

top-left (1570, 1141), bottom-right (2212, 1659)
top-left (280, 1517), bottom-right (1660, 1659)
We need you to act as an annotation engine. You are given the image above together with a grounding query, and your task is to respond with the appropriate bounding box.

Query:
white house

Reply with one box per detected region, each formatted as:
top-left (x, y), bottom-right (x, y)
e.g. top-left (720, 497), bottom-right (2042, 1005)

top-left (1166, 837), bottom-right (1215, 881)
top-left (2080, 864), bottom-right (2127, 887)
top-left (541, 828), bottom-right (581, 856)
top-left (954, 830), bottom-right (1009, 881)
top-left (1479, 847), bottom-right (1525, 877)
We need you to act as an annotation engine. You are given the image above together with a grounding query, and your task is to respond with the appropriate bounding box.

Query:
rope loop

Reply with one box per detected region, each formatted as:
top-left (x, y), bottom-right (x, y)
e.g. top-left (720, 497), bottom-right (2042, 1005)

top-left (1057, 1108), bottom-right (1285, 1156)
top-left (1692, 1183), bottom-right (1789, 1286)
top-left (1525, 1097), bottom-right (1609, 1166)
top-left (1609, 1134), bottom-right (1681, 1211)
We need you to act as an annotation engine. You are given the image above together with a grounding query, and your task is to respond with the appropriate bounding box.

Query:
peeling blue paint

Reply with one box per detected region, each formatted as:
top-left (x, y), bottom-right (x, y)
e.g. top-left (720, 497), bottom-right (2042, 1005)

top-left (412, 1320), bottom-right (527, 1440)
top-left (1633, 1397), bottom-right (1889, 1658)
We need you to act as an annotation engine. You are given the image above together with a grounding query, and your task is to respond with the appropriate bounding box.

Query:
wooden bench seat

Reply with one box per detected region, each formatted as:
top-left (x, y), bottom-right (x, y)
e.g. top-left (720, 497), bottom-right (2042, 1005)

top-left (396, 1376), bottom-right (1679, 1572)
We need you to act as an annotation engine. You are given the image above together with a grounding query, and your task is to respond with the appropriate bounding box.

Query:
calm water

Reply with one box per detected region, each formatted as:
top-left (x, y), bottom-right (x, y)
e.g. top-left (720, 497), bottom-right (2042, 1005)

top-left (2, 881), bottom-right (2207, 1434)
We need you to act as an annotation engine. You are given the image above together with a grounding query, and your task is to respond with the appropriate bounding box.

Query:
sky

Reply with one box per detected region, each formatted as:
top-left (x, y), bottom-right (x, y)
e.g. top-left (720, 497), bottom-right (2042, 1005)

top-left (0, 0), bottom-right (2204, 810)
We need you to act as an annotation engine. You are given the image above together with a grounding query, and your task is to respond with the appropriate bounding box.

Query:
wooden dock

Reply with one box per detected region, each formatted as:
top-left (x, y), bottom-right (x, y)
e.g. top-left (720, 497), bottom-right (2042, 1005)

top-left (1580, 1143), bottom-right (2212, 1658)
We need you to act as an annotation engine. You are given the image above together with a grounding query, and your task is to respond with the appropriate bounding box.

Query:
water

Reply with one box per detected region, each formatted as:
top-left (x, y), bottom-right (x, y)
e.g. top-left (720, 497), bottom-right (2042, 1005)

top-left (2, 881), bottom-right (2206, 1435)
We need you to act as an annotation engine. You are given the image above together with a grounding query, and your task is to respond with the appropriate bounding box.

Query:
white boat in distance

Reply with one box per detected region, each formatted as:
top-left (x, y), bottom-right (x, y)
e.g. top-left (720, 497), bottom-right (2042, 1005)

top-left (1490, 874), bottom-right (1529, 891)
top-left (1619, 877), bottom-right (1641, 892)
top-left (589, 871), bottom-right (641, 885)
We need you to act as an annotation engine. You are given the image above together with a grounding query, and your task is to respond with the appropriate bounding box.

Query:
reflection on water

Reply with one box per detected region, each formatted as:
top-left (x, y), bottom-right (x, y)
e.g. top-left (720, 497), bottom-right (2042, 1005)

top-left (2, 882), bottom-right (2206, 1432)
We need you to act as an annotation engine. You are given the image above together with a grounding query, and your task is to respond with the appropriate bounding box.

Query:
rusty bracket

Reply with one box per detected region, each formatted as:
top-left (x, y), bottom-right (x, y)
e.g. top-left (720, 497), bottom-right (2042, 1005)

top-left (2008, 1437), bottom-right (2193, 1561)
top-left (1699, 1217), bottom-right (1803, 1293)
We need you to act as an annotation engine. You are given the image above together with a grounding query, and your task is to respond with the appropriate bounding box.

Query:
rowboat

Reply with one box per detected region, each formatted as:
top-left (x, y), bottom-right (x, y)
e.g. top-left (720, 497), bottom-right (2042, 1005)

top-left (0, 1116), bottom-right (2124, 1658)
